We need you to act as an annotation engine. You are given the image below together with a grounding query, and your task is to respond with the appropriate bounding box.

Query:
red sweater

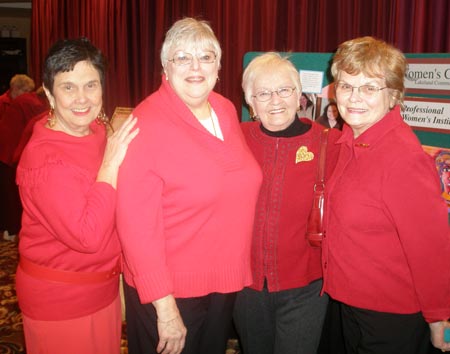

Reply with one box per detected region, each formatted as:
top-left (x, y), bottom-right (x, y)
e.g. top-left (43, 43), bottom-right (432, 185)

top-left (241, 119), bottom-right (341, 292)
top-left (12, 112), bottom-right (48, 164)
top-left (16, 118), bottom-right (121, 320)
top-left (0, 92), bottom-right (48, 165)
top-left (116, 78), bottom-right (262, 304)
top-left (0, 90), bottom-right (13, 118)
top-left (322, 106), bottom-right (450, 322)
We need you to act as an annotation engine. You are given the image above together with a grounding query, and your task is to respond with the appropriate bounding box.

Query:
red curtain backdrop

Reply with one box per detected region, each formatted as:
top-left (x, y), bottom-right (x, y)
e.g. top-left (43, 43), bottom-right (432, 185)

top-left (30, 0), bottom-right (450, 118)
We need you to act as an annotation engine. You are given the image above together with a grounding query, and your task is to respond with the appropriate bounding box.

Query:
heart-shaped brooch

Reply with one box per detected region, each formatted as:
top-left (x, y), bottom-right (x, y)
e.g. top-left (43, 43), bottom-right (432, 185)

top-left (295, 146), bottom-right (314, 163)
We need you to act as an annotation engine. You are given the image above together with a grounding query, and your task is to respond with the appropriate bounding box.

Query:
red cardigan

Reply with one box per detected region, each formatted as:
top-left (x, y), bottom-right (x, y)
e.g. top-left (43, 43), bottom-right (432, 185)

top-left (116, 77), bottom-right (262, 304)
top-left (16, 119), bottom-right (121, 320)
top-left (322, 106), bottom-right (450, 323)
top-left (241, 120), bottom-right (341, 292)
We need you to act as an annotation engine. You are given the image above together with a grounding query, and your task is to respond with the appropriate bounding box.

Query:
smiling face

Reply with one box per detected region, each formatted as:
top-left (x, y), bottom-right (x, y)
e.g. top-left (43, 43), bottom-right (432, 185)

top-left (164, 44), bottom-right (219, 111)
top-left (250, 69), bottom-right (299, 132)
top-left (45, 60), bottom-right (102, 136)
top-left (327, 104), bottom-right (339, 120)
top-left (335, 71), bottom-right (395, 137)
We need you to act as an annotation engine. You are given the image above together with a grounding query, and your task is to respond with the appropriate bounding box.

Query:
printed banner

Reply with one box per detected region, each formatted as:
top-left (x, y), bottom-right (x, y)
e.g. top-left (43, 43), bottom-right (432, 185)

top-left (405, 58), bottom-right (450, 95)
top-left (402, 97), bottom-right (450, 133)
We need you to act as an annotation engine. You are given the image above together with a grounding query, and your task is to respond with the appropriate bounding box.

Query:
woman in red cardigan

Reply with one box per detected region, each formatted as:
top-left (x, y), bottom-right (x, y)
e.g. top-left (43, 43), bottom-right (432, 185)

top-left (233, 52), bottom-right (341, 354)
top-left (322, 36), bottom-right (450, 353)
top-left (16, 38), bottom-right (138, 354)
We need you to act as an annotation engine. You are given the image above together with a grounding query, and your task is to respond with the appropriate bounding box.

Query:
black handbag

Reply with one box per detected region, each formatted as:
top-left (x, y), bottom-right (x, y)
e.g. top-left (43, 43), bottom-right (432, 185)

top-left (306, 128), bottom-right (329, 247)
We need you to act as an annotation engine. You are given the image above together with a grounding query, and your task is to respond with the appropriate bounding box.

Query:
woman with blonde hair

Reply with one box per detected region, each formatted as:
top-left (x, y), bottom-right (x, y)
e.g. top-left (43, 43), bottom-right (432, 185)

top-left (322, 36), bottom-right (450, 353)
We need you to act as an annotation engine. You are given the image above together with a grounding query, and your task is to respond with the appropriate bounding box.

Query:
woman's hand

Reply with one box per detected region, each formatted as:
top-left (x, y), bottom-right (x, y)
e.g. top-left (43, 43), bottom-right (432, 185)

top-left (97, 115), bottom-right (139, 188)
top-left (102, 115), bottom-right (139, 169)
top-left (153, 295), bottom-right (187, 354)
top-left (430, 320), bottom-right (450, 352)
top-left (156, 314), bottom-right (186, 354)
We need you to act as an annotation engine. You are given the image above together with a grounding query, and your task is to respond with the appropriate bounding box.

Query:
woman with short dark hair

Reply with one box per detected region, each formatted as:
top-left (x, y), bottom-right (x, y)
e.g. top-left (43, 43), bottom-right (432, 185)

top-left (15, 37), bottom-right (138, 354)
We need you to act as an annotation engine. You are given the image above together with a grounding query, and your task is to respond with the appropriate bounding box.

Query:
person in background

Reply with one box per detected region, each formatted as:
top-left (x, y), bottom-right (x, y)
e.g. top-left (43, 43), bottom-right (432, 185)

top-left (233, 52), bottom-right (341, 354)
top-left (115, 17), bottom-right (262, 354)
top-left (298, 92), bottom-right (314, 119)
top-left (10, 87), bottom-right (49, 165)
top-left (322, 36), bottom-right (450, 354)
top-left (0, 74), bottom-right (35, 119)
top-left (6, 86), bottom-right (49, 126)
top-left (0, 86), bottom-right (49, 241)
top-left (0, 74), bottom-right (36, 240)
top-left (15, 37), bottom-right (138, 354)
top-left (0, 86), bottom-right (48, 166)
top-left (316, 101), bottom-right (344, 130)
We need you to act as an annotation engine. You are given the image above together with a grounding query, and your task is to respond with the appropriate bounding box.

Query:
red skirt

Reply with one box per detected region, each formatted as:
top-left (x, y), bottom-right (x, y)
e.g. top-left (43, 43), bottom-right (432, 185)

top-left (22, 294), bottom-right (122, 354)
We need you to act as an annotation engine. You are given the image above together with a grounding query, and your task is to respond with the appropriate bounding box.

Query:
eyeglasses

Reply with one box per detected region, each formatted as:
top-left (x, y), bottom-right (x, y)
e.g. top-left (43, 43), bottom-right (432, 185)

top-left (335, 82), bottom-right (388, 98)
top-left (168, 51), bottom-right (217, 66)
top-left (252, 87), bottom-right (296, 102)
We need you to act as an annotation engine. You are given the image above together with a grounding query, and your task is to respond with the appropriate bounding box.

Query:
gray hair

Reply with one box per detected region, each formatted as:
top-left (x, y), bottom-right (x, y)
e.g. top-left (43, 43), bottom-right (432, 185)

top-left (161, 17), bottom-right (222, 69)
top-left (242, 52), bottom-right (301, 104)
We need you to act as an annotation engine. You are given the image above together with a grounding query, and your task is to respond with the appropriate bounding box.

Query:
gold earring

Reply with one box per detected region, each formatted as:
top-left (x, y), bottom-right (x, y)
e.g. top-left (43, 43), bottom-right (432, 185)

top-left (96, 108), bottom-right (109, 125)
top-left (47, 106), bottom-right (56, 127)
top-left (249, 106), bottom-right (259, 121)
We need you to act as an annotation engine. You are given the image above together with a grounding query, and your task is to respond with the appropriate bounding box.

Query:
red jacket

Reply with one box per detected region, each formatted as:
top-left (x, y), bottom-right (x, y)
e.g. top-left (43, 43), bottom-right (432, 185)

top-left (0, 90), bottom-right (13, 118)
top-left (116, 77), bottom-right (262, 303)
top-left (0, 92), bottom-right (48, 165)
top-left (322, 106), bottom-right (450, 322)
top-left (241, 119), bottom-right (341, 292)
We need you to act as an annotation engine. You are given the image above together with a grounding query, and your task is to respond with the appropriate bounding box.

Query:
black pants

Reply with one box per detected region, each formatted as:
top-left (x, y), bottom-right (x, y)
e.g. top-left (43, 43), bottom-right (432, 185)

top-left (317, 298), bottom-right (346, 354)
top-left (124, 281), bottom-right (236, 354)
top-left (340, 303), bottom-right (430, 354)
top-left (233, 279), bottom-right (328, 354)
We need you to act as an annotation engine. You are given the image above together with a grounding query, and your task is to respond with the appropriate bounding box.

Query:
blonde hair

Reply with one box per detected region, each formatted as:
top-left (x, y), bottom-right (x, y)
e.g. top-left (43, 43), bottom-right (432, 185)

top-left (10, 74), bottom-right (35, 92)
top-left (331, 36), bottom-right (407, 105)
top-left (161, 17), bottom-right (222, 68)
top-left (242, 52), bottom-right (301, 105)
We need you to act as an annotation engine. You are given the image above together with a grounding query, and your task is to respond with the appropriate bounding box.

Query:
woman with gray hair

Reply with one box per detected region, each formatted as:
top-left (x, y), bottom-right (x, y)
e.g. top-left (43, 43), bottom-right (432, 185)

top-left (233, 52), bottom-right (341, 354)
top-left (116, 17), bottom-right (262, 354)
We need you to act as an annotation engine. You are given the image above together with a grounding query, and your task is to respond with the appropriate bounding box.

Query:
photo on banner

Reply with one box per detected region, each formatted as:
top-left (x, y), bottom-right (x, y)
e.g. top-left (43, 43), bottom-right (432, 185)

top-left (422, 145), bottom-right (450, 212)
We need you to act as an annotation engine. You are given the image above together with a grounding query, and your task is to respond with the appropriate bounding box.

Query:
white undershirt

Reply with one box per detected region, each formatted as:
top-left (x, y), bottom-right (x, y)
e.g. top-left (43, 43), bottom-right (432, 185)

top-left (198, 108), bottom-right (224, 140)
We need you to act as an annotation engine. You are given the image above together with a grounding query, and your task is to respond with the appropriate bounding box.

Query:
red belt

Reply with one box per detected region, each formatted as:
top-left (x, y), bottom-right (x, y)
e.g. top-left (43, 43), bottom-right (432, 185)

top-left (19, 256), bottom-right (121, 285)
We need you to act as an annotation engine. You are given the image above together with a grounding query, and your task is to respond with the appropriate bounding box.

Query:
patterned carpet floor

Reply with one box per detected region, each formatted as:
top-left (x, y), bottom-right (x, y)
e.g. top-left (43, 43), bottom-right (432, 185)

top-left (0, 239), bottom-right (25, 353)
top-left (0, 239), bottom-right (240, 354)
